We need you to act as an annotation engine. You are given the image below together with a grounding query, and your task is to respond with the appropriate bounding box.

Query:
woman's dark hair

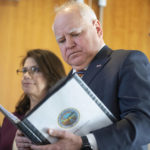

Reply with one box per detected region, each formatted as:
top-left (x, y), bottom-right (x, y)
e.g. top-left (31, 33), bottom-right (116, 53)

top-left (15, 49), bottom-right (66, 115)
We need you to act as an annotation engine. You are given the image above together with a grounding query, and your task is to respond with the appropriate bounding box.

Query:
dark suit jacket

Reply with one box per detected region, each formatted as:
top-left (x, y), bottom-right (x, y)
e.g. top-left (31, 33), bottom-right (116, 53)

top-left (69, 46), bottom-right (150, 150)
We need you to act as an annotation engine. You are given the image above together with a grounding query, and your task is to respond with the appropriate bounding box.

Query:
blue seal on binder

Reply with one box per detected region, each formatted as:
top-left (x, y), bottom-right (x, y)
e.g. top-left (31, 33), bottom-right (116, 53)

top-left (58, 108), bottom-right (80, 128)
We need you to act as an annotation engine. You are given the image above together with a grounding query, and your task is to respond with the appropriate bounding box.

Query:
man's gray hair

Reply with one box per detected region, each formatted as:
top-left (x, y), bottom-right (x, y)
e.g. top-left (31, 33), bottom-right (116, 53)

top-left (54, 1), bottom-right (97, 22)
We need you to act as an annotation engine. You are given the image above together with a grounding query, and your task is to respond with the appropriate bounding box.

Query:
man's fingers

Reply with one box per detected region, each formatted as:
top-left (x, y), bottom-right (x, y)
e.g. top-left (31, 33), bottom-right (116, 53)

top-left (16, 129), bottom-right (24, 136)
top-left (48, 129), bottom-right (67, 139)
top-left (16, 130), bottom-right (32, 143)
top-left (16, 136), bottom-right (32, 143)
top-left (15, 129), bottom-right (32, 149)
top-left (17, 142), bottom-right (32, 148)
top-left (31, 144), bottom-right (51, 150)
top-left (16, 137), bottom-right (32, 149)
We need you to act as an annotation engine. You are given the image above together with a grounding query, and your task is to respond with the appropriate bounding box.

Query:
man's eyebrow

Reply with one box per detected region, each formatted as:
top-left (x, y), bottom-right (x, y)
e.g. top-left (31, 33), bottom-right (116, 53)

top-left (56, 27), bottom-right (83, 41)
top-left (68, 27), bottom-right (82, 34)
top-left (56, 35), bottom-right (64, 41)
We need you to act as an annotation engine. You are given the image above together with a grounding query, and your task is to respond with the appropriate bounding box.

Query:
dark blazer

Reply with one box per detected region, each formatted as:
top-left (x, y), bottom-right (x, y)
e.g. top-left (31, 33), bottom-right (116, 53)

top-left (70, 46), bottom-right (150, 150)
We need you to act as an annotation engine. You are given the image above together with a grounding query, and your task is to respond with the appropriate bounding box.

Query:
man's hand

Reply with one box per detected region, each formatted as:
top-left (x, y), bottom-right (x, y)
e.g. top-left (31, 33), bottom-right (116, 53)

top-left (30, 129), bottom-right (82, 150)
top-left (15, 129), bottom-right (32, 150)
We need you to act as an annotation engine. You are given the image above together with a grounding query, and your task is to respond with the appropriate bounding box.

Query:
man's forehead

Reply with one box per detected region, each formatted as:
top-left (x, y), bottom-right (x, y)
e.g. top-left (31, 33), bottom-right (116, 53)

top-left (54, 9), bottom-right (83, 27)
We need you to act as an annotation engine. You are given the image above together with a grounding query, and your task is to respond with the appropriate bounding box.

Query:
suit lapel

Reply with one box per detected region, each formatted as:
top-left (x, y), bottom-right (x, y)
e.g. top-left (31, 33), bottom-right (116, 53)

top-left (83, 46), bottom-right (113, 84)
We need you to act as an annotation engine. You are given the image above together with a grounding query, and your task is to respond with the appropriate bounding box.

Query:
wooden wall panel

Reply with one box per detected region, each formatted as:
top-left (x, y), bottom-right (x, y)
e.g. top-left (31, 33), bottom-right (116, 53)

top-left (103, 0), bottom-right (150, 59)
top-left (0, 0), bottom-right (149, 127)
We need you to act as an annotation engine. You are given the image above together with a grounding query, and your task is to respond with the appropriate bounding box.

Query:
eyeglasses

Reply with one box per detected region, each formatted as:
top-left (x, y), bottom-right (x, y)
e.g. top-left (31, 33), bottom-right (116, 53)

top-left (16, 66), bottom-right (40, 76)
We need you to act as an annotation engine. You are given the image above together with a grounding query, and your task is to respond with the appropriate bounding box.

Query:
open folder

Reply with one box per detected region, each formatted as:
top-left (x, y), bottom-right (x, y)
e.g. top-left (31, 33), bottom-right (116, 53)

top-left (0, 73), bottom-right (116, 145)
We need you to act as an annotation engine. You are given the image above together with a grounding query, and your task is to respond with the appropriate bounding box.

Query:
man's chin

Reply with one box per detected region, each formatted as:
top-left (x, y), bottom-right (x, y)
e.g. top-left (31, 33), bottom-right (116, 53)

top-left (69, 62), bottom-right (85, 69)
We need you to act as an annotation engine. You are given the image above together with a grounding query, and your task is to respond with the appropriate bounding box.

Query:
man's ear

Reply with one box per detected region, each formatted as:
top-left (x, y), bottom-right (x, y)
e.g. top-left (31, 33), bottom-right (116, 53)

top-left (92, 19), bottom-right (103, 37)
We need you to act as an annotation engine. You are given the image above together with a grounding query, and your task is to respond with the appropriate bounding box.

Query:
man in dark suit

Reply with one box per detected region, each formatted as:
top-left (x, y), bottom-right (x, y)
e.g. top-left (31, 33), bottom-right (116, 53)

top-left (15, 1), bottom-right (150, 150)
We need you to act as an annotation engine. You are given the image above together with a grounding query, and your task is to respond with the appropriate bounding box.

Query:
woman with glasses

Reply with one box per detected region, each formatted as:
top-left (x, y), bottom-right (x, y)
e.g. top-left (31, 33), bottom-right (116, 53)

top-left (0, 49), bottom-right (66, 150)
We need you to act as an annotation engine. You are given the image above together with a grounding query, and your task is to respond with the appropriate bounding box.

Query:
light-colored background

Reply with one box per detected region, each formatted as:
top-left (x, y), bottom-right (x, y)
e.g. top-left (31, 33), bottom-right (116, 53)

top-left (0, 1), bottom-right (150, 148)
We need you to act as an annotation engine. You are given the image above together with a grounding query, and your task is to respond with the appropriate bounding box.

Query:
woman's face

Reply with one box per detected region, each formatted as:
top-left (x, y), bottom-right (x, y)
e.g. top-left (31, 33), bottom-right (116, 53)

top-left (21, 57), bottom-right (48, 99)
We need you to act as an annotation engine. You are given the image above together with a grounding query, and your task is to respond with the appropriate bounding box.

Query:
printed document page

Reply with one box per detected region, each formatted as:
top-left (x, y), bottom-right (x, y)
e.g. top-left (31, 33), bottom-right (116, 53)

top-left (27, 77), bottom-right (113, 143)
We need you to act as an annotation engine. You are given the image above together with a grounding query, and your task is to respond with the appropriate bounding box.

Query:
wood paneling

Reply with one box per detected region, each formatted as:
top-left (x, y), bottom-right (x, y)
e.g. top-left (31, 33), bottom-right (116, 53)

top-left (103, 0), bottom-right (150, 59)
top-left (0, 0), bottom-right (149, 126)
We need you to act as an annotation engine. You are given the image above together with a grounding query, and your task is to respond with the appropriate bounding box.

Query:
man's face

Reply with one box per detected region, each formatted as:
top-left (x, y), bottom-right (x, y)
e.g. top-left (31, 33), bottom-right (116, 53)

top-left (53, 10), bottom-right (102, 69)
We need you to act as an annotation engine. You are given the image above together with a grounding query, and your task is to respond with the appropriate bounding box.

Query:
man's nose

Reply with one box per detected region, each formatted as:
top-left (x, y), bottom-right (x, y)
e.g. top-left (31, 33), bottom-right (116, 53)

top-left (66, 37), bottom-right (75, 49)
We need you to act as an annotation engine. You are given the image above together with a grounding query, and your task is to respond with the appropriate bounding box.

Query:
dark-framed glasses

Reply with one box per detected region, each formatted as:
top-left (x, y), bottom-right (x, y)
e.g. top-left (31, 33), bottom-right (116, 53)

top-left (16, 66), bottom-right (40, 75)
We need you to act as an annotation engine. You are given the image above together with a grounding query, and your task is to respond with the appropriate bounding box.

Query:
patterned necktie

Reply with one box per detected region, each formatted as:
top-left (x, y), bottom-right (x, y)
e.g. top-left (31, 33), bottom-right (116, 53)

top-left (76, 69), bottom-right (86, 78)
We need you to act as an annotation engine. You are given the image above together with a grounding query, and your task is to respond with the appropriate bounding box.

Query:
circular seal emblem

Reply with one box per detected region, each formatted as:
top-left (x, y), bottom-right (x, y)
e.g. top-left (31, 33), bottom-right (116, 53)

top-left (58, 108), bottom-right (80, 128)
